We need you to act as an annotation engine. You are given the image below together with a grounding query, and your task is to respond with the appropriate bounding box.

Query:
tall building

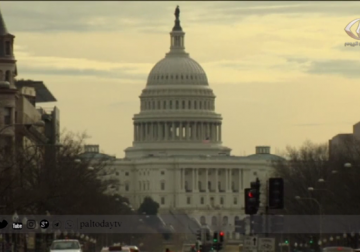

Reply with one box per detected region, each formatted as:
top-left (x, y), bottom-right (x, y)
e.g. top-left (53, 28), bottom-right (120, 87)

top-left (83, 7), bottom-right (285, 242)
top-left (0, 9), bottom-right (59, 162)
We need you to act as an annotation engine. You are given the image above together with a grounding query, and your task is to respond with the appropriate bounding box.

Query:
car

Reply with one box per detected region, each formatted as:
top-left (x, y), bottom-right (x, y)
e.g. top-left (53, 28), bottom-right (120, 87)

top-left (50, 239), bottom-right (82, 252)
top-left (121, 246), bottom-right (139, 252)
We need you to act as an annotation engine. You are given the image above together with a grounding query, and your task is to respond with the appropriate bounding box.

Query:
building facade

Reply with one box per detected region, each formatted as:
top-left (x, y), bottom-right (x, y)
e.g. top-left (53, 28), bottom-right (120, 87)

top-left (84, 9), bottom-right (284, 241)
top-left (329, 121), bottom-right (360, 159)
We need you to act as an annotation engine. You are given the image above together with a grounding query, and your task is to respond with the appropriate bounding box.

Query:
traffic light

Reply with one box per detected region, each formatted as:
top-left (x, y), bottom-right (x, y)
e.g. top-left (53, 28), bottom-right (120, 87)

top-left (245, 178), bottom-right (261, 215)
top-left (196, 229), bottom-right (201, 241)
top-left (269, 215), bottom-right (284, 234)
top-left (199, 244), bottom-right (203, 252)
top-left (213, 231), bottom-right (218, 242)
top-left (284, 239), bottom-right (289, 244)
top-left (235, 219), bottom-right (245, 234)
top-left (251, 215), bottom-right (264, 234)
top-left (268, 178), bottom-right (284, 209)
top-left (206, 230), bottom-right (210, 241)
top-left (309, 236), bottom-right (313, 244)
top-left (215, 242), bottom-right (223, 251)
top-left (219, 231), bottom-right (224, 242)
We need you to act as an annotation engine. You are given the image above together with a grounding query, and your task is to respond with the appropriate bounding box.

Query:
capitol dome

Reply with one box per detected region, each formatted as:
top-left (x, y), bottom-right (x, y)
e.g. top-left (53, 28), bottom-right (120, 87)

top-left (125, 6), bottom-right (231, 158)
top-left (146, 53), bottom-right (208, 86)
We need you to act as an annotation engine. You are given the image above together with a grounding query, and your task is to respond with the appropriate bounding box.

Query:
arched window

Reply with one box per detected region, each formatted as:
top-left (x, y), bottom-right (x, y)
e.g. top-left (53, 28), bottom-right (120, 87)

top-left (234, 216), bottom-right (239, 225)
top-left (5, 71), bottom-right (10, 82)
top-left (200, 216), bottom-right (206, 225)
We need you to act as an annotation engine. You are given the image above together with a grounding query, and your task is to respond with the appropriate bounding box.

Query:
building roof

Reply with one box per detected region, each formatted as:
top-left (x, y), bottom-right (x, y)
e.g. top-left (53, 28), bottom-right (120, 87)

top-left (246, 153), bottom-right (285, 161)
top-left (15, 80), bottom-right (57, 103)
top-left (0, 9), bottom-right (9, 36)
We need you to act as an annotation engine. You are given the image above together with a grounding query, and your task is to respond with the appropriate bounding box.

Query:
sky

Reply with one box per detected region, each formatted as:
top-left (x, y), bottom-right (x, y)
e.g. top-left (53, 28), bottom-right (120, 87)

top-left (2, 1), bottom-right (360, 157)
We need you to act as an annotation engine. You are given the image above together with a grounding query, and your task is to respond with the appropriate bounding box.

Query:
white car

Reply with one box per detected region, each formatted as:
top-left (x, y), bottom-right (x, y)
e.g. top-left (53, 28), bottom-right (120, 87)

top-left (50, 239), bottom-right (82, 252)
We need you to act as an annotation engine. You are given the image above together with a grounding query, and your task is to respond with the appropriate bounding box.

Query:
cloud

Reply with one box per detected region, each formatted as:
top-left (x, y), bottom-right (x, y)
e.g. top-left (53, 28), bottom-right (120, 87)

top-left (2, 2), bottom-right (360, 33)
top-left (305, 59), bottom-right (360, 78)
top-left (292, 122), bottom-right (353, 127)
top-left (18, 66), bottom-right (148, 80)
top-left (108, 101), bottom-right (138, 108)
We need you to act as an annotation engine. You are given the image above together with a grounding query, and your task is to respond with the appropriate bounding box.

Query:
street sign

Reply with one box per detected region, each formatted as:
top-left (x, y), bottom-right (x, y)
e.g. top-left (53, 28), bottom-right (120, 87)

top-left (258, 238), bottom-right (275, 252)
top-left (243, 235), bottom-right (258, 252)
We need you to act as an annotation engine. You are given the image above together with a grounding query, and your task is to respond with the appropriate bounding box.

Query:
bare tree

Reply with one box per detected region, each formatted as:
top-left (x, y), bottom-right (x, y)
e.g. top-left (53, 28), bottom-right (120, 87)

top-left (0, 130), bottom-right (124, 215)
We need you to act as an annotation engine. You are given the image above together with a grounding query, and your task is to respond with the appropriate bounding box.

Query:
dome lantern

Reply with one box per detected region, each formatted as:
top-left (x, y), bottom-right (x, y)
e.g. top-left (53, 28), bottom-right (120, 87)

top-left (169, 6), bottom-right (186, 54)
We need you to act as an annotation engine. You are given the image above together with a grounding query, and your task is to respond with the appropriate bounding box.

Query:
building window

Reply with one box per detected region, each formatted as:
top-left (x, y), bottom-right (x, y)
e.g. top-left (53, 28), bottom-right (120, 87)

top-left (125, 184), bottom-right (129, 191)
top-left (5, 71), bottom-right (10, 82)
top-left (220, 197), bottom-right (224, 205)
top-left (0, 136), bottom-right (13, 155)
top-left (234, 197), bottom-right (237, 204)
top-left (161, 171), bottom-right (164, 175)
top-left (4, 107), bottom-right (11, 125)
top-left (200, 197), bottom-right (204, 205)
top-left (187, 197), bottom-right (191, 204)
top-left (115, 172), bottom-right (119, 176)
top-left (161, 197), bottom-right (165, 205)
top-left (169, 101), bottom-right (172, 109)
top-left (125, 172), bottom-right (129, 176)
top-left (5, 41), bottom-right (10, 55)
top-left (161, 182), bottom-right (165, 190)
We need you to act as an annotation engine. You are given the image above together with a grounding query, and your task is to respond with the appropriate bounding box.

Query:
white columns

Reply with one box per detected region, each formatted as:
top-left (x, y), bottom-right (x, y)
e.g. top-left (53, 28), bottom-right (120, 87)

top-left (205, 168), bottom-right (208, 192)
top-left (206, 123), bottom-right (210, 139)
top-left (150, 123), bottom-right (153, 141)
top-left (157, 122), bottom-right (161, 141)
top-left (194, 168), bottom-right (198, 192)
top-left (239, 169), bottom-right (242, 191)
top-left (165, 122), bottom-right (168, 140)
top-left (219, 124), bottom-right (221, 142)
top-left (192, 168), bottom-right (195, 191)
top-left (193, 122), bottom-right (197, 140)
top-left (140, 123), bottom-right (143, 141)
top-left (172, 122), bottom-right (175, 140)
top-left (179, 122), bottom-right (183, 140)
top-left (215, 168), bottom-right (218, 192)
top-left (185, 122), bottom-right (189, 140)
top-left (225, 169), bottom-right (229, 192)
top-left (229, 169), bottom-right (233, 192)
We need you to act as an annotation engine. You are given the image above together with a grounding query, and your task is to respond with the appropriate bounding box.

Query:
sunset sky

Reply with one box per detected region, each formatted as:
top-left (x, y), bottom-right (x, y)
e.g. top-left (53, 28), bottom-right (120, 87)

top-left (2, 1), bottom-right (360, 157)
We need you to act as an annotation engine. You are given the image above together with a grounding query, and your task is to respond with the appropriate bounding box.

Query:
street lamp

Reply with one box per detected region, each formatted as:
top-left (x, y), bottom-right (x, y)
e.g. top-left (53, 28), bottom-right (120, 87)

top-left (295, 196), bottom-right (322, 246)
top-left (0, 120), bottom-right (45, 134)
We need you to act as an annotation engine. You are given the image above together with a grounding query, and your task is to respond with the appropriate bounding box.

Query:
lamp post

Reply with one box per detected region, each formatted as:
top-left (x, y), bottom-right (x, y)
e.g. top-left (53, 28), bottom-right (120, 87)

top-left (295, 196), bottom-right (323, 248)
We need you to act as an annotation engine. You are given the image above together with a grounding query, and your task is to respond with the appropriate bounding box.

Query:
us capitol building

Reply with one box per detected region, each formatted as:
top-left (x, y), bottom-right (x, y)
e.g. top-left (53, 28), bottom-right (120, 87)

top-left (82, 7), bottom-right (283, 241)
